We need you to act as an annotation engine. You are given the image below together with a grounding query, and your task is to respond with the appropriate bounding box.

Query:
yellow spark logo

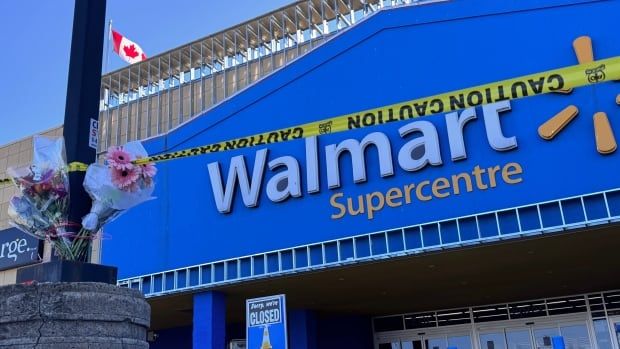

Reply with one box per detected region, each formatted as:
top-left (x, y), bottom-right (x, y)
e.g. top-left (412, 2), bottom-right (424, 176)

top-left (538, 36), bottom-right (619, 154)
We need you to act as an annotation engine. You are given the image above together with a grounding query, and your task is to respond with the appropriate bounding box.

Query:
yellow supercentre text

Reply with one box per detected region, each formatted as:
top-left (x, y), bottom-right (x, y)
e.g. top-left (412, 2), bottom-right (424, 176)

top-left (329, 162), bottom-right (524, 220)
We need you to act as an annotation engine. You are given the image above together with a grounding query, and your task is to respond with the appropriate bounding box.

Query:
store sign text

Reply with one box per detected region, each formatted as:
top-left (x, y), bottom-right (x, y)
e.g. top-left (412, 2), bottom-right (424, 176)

top-left (207, 101), bottom-right (524, 219)
top-left (0, 228), bottom-right (42, 271)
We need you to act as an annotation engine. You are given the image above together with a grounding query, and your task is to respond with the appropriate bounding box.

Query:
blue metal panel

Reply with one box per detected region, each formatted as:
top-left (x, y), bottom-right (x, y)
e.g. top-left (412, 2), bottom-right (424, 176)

top-left (441, 221), bottom-right (460, 244)
top-left (105, 0), bottom-right (620, 279)
top-left (496, 210), bottom-right (517, 236)
top-left (387, 230), bottom-right (405, 253)
top-left (405, 226), bottom-right (423, 248)
top-left (324, 242), bottom-right (339, 264)
top-left (422, 224), bottom-right (441, 247)
top-left (478, 214), bottom-right (500, 238)
top-left (371, 233), bottom-right (389, 255)
top-left (281, 250), bottom-right (294, 271)
top-left (458, 218), bottom-right (479, 242)
top-left (584, 194), bottom-right (609, 220)
top-left (339, 239), bottom-right (355, 260)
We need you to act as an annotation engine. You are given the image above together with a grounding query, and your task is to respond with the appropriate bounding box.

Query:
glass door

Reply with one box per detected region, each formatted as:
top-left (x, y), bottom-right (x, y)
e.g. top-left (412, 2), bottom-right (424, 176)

top-left (532, 326), bottom-right (560, 349)
top-left (448, 334), bottom-right (473, 349)
top-left (479, 331), bottom-right (509, 349)
top-left (380, 333), bottom-right (472, 349)
top-left (559, 323), bottom-right (591, 349)
top-left (479, 321), bottom-right (593, 349)
top-left (379, 337), bottom-right (423, 349)
top-left (506, 328), bottom-right (533, 349)
top-left (425, 336), bottom-right (447, 349)
top-left (378, 341), bottom-right (402, 349)
top-left (402, 339), bottom-right (424, 349)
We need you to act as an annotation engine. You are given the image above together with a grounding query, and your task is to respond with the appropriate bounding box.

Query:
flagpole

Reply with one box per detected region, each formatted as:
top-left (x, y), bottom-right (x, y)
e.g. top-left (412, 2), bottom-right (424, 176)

top-left (104, 19), bottom-right (112, 73)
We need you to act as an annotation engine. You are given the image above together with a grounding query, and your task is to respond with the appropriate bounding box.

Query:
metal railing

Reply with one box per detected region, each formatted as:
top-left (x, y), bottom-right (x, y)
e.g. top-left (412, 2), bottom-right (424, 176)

top-left (96, 0), bottom-right (442, 153)
top-left (117, 187), bottom-right (620, 298)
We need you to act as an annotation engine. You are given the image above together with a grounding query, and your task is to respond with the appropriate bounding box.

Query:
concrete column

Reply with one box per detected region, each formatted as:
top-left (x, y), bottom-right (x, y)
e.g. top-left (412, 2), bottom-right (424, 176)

top-left (193, 291), bottom-right (226, 349)
top-left (288, 310), bottom-right (317, 349)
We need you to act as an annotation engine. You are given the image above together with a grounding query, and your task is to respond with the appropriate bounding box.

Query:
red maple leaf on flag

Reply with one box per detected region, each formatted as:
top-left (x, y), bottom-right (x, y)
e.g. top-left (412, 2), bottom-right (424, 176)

top-left (123, 44), bottom-right (139, 59)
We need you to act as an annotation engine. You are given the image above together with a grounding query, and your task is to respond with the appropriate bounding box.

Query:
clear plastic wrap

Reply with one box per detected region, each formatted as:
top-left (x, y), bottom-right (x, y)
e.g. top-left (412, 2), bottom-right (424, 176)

top-left (7, 136), bottom-right (73, 258)
top-left (7, 195), bottom-right (52, 239)
top-left (81, 141), bottom-right (156, 232)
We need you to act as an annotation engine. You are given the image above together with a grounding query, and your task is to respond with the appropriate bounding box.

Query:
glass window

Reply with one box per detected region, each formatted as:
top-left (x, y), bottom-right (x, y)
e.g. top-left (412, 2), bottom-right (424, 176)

top-left (373, 316), bottom-right (404, 332)
top-left (534, 327), bottom-right (560, 349)
top-left (592, 319), bottom-right (612, 349)
top-left (560, 324), bottom-right (591, 349)
top-left (354, 8), bottom-right (364, 22)
top-left (427, 337), bottom-right (447, 349)
top-left (405, 312), bottom-right (437, 329)
top-left (402, 340), bottom-right (423, 349)
top-left (506, 329), bottom-right (533, 349)
top-left (448, 335), bottom-right (472, 349)
top-left (480, 332), bottom-right (507, 349)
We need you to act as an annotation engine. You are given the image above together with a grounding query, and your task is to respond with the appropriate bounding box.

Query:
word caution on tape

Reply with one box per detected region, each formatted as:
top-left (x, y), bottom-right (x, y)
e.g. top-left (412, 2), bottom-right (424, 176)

top-left (1, 56), bottom-right (619, 185)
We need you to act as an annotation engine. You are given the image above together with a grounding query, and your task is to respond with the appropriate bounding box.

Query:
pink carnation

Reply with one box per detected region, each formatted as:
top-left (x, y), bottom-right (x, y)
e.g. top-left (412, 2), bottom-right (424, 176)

top-left (111, 165), bottom-right (140, 191)
top-left (107, 146), bottom-right (133, 170)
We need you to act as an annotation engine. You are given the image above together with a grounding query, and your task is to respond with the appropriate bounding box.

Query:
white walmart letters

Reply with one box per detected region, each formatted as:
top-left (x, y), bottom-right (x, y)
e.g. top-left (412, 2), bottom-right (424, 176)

top-left (207, 102), bottom-right (517, 213)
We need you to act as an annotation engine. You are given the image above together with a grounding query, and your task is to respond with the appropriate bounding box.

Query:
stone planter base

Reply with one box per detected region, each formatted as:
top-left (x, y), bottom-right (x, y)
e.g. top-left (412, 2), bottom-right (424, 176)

top-left (0, 282), bottom-right (150, 348)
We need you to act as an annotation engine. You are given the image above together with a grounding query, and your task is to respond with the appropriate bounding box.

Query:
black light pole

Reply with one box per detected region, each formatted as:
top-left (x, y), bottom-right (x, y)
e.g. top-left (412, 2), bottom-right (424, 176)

top-left (63, 0), bottom-right (107, 262)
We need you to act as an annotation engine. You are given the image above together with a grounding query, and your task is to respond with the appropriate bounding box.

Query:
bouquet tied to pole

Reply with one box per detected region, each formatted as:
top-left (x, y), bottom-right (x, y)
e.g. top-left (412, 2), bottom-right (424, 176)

top-left (7, 136), bottom-right (156, 261)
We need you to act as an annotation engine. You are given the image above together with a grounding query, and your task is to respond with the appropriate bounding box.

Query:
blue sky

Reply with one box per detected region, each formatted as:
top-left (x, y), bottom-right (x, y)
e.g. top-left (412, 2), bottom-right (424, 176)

top-left (0, 0), bottom-right (290, 146)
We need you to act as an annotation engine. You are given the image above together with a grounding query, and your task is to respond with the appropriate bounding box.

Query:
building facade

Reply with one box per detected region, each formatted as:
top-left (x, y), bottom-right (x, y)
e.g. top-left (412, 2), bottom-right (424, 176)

top-left (2, 0), bottom-right (620, 349)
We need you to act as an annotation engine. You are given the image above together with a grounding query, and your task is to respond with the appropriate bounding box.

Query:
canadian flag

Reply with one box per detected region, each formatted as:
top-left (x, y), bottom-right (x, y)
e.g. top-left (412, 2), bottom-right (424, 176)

top-left (112, 30), bottom-right (147, 64)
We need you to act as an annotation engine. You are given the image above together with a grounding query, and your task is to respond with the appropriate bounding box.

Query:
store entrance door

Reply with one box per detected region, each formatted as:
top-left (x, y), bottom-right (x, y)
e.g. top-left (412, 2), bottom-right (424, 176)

top-left (377, 317), bottom-right (593, 349)
top-left (378, 331), bottom-right (473, 349)
top-left (478, 321), bottom-right (592, 349)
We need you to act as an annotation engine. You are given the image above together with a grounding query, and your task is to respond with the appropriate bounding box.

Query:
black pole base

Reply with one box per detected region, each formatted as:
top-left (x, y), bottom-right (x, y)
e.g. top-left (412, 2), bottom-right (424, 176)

top-left (16, 260), bottom-right (118, 285)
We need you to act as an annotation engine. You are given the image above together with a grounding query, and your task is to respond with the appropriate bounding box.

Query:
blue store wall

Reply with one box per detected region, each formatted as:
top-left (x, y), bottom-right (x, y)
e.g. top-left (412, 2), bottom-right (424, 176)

top-left (104, 0), bottom-right (620, 279)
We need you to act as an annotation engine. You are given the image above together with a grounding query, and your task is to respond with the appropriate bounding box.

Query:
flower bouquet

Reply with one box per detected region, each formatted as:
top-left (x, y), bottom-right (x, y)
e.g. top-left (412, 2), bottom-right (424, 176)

top-left (6, 136), bottom-right (157, 261)
top-left (73, 142), bottom-right (157, 260)
top-left (7, 136), bottom-right (74, 259)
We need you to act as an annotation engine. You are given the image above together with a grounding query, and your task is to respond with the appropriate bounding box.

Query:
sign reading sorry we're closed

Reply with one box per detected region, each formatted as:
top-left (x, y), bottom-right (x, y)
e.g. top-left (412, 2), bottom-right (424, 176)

top-left (246, 294), bottom-right (287, 349)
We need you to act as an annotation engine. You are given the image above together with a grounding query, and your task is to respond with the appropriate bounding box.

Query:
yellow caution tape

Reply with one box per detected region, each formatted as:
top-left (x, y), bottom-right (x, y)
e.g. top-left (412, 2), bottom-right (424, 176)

top-left (0, 162), bottom-right (89, 186)
top-left (133, 57), bottom-right (620, 164)
top-left (1, 56), bottom-right (619, 187)
top-left (67, 162), bottom-right (89, 172)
